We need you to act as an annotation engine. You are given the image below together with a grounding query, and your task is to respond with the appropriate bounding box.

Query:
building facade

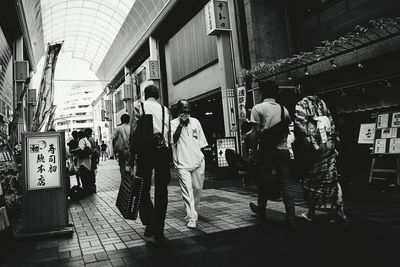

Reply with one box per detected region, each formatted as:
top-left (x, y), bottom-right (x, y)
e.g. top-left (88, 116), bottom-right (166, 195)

top-left (54, 82), bottom-right (100, 140)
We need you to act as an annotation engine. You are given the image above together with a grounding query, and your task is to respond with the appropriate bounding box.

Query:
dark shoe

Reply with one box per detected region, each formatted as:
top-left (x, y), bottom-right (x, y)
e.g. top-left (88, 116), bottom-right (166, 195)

top-left (249, 202), bottom-right (266, 218)
top-left (144, 227), bottom-right (154, 237)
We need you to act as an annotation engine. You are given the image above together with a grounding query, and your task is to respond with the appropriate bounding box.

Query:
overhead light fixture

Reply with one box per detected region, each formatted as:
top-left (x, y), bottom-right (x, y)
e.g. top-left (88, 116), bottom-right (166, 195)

top-left (304, 67), bottom-right (309, 76)
top-left (330, 58), bottom-right (337, 68)
top-left (354, 50), bottom-right (364, 69)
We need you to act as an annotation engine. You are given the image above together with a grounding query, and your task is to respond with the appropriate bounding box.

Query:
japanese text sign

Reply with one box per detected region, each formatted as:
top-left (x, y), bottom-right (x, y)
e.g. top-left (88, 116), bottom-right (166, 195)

top-left (147, 60), bottom-right (160, 80)
top-left (205, 0), bottom-right (231, 35)
top-left (373, 111), bottom-right (400, 154)
top-left (24, 133), bottom-right (62, 190)
top-left (358, 123), bottom-right (375, 144)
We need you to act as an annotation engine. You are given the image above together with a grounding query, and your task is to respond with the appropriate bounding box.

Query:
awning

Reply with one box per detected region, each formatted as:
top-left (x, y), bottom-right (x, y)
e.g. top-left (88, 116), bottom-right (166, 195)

top-left (244, 17), bottom-right (400, 82)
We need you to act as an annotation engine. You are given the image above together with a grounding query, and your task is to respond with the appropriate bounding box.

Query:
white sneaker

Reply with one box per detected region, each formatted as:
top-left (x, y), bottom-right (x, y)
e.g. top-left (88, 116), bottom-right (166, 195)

top-left (187, 220), bottom-right (197, 229)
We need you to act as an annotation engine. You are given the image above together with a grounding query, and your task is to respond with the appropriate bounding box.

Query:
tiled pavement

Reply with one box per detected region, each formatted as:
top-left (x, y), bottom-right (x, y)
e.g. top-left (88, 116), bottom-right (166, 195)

top-left (3, 160), bottom-right (400, 267)
top-left (3, 160), bottom-right (312, 266)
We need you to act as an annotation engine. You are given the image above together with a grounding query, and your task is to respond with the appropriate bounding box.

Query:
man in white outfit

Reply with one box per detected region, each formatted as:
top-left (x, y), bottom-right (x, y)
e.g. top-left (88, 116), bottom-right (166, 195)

top-left (171, 100), bottom-right (208, 229)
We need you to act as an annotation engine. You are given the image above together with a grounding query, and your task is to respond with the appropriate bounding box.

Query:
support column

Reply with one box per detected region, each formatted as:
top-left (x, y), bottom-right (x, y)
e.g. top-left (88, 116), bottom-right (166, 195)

top-left (15, 36), bottom-right (26, 143)
top-left (216, 33), bottom-right (240, 146)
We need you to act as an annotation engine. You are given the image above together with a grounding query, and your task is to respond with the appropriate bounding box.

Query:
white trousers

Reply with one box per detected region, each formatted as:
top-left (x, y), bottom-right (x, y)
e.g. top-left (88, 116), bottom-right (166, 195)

top-left (177, 159), bottom-right (205, 222)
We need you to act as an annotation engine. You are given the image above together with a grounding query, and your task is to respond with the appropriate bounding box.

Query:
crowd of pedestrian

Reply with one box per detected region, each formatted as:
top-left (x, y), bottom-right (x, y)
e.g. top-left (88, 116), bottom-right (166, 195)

top-left (67, 128), bottom-right (100, 196)
top-left (64, 82), bottom-right (348, 242)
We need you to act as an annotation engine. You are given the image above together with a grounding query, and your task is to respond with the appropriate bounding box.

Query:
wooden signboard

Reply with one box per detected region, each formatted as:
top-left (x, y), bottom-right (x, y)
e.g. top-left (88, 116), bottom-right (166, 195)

top-left (20, 131), bottom-right (72, 236)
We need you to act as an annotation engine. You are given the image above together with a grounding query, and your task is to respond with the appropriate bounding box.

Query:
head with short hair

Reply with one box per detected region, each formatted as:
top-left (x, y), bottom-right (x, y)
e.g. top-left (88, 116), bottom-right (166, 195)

top-left (84, 128), bottom-right (92, 137)
top-left (120, 114), bottom-right (130, 124)
top-left (259, 80), bottom-right (279, 100)
top-left (144, 85), bottom-right (159, 100)
top-left (78, 131), bottom-right (85, 139)
top-left (176, 99), bottom-right (190, 115)
top-left (72, 130), bottom-right (78, 139)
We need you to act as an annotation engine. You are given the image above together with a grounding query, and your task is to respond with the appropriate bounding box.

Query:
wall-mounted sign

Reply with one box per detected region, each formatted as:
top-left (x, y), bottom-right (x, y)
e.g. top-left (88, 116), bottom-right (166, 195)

top-left (216, 137), bottom-right (236, 167)
top-left (237, 86), bottom-right (246, 120)
top-left (147, 60), bottom-right (160, 80)
top-left (24, 133), bottom-right (62, 190)
top-left (27, 89), bottom-right (37, 104)
top-left (373, 111), bottom-right (400, 154)
top-left (123, 84), bottom-right (133, 100)
top-left (205, 0), bottom-right (231, 35)
top-left (358, 123), bottom-right (375, 144)
top-left (14, 61), bottom-right (29, 82)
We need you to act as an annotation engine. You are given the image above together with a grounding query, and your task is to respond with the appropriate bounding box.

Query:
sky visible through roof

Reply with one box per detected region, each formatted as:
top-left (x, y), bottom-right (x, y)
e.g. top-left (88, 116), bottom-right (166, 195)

top-left (33, 0), bottom-right (135, 110)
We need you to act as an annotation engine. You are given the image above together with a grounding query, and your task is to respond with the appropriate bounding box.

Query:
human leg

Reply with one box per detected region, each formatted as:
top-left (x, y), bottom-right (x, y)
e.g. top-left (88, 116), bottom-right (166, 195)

top-left (153, 149), bottom-right (171, 237)
top-left (136, 153), bottom-right (154, 232)
top-left (192, 159), bottom-right (205, 209)
top-left (177, 168), bottom-right (197, 222)
top-left (274, 149), bottom-right (296, 223)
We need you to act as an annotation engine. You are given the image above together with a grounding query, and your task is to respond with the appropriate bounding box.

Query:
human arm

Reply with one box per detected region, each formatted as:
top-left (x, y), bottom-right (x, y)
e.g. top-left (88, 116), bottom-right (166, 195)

top-left (172, 113), bottom-right (189, 144)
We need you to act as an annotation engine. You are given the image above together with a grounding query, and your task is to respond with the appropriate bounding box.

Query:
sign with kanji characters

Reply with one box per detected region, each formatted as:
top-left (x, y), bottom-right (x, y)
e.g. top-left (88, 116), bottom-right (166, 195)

top-left (21, 131), bottom-right (71, 236)
top-left (147, 60), bottom-right (160, 80)
top-left (205, 0), bottom-right (231, 35)
top-left (372, 111), bottom-right (400, 154)
top-left (24, 134), bottom-right (62, 190)
top-left (27, 89), bottom-right (37, 104)
top-left (358, 123), bottom-right (375, 144)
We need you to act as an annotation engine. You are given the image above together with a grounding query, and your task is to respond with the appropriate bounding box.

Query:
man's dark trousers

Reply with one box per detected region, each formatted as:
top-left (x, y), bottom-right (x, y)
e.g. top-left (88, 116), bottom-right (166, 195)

top-left (136, 147), bottom-right (171, 236)
top-left (257, 148), bottom-right (296, 221)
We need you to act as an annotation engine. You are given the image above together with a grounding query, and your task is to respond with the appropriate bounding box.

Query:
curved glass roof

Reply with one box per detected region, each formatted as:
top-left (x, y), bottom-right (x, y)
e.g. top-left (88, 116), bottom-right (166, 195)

top-left (40, 0), bottom-right (135, 72)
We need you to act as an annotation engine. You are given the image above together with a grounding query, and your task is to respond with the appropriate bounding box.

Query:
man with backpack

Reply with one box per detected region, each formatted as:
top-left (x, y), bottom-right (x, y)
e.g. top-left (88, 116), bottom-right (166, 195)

top-left (130, 85), bottom-right (171, 242)
top-left (248, 80), bottom-right (296, 229)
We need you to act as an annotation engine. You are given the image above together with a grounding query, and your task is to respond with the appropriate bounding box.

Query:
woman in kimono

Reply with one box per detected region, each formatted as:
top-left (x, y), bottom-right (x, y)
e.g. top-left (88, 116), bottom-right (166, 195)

top-left (294, 94), bottom-right (348, 225)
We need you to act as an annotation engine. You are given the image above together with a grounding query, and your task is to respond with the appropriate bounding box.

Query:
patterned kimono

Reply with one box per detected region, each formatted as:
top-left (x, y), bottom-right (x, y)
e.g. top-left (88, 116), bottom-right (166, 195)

top-left (294, 95), bottom-right (341, 208)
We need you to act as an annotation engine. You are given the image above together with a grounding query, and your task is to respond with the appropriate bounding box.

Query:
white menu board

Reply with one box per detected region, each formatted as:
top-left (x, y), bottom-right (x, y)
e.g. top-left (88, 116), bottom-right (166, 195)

top-left (389, 138), bottom-right (400, 154)
top-left (358, 123), bottom-right (375, 144)
top-left (26, 135), bottom-right (62, 190)
top-left (377, 114), bottom-right (389, 129)
top-left (391, 112), bottom-right (400, 128)
top-left (374, 139), bottom-right (387, 154)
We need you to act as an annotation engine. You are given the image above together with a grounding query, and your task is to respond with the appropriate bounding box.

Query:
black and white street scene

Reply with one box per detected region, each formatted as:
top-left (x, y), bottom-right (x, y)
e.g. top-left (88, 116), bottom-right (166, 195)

top-left (1, 0), bottom-right (400, 266)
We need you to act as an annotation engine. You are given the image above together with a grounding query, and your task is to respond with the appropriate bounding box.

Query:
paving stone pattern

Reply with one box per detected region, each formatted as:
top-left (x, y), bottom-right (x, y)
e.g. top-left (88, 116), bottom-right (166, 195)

top-left (5, 160), bottom-right (311, 266)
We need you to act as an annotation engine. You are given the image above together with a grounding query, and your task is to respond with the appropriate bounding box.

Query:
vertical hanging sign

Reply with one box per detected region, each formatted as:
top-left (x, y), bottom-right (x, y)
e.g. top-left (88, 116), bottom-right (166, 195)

top-left (147, 60), bottom-right (160, 80)
top-left (205, 0), bottom-right (231, 35)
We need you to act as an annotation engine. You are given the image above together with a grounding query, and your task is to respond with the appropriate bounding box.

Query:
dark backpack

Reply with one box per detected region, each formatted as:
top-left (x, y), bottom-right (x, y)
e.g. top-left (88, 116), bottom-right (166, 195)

top-left (259, 104), bottom-right (289, 151)
top-left (131, 102), bottom-right (154, 154)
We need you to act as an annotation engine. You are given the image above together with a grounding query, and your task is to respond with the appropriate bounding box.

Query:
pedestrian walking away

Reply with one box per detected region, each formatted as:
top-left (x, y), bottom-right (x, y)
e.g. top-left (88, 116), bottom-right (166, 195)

top-left (100, 141), bottom-right (108, 161)
top-left (171, 99), bottom-right (208, 229)
top-left (113, 114), bottom-right (131, 176)
top-left (294, 91), bottom-right (348, 226)
top-left (248, 80), bottom-right (296, 229)
top-left (130, 84), bottom-right (171, 242)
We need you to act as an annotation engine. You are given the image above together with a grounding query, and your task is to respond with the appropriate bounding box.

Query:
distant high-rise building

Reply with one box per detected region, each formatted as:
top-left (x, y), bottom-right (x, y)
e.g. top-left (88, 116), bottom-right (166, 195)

top-left (54, 82), bottom-right (101, 139)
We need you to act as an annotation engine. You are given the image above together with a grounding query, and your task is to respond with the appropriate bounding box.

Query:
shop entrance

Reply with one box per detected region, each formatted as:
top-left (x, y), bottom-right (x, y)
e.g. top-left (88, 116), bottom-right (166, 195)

top-left (188, 89), bottom-right (225, 172)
